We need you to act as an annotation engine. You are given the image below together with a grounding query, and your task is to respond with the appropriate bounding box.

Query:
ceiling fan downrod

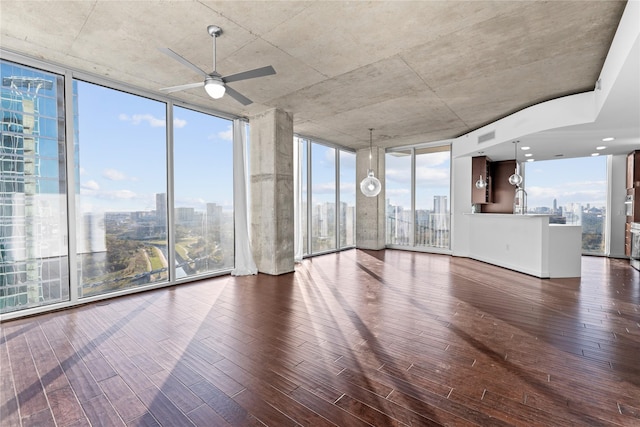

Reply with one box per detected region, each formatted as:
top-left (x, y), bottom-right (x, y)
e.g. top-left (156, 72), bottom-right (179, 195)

top-left (207, 25), bottom-right (222, 74)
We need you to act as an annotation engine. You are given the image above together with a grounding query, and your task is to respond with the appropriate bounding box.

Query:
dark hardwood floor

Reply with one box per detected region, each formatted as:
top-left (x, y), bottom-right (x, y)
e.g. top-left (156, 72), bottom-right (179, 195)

top-left (1, 250), bottom-right (639, 426)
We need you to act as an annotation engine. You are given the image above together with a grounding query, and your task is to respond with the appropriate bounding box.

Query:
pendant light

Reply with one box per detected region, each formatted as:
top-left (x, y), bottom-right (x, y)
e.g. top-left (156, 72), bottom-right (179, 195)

top-left (360, 128), bottom-right (382, 197)
top-left (475, 175), bottom-right (487, 189)
top-left (508, 140), bottom-right (523, 186)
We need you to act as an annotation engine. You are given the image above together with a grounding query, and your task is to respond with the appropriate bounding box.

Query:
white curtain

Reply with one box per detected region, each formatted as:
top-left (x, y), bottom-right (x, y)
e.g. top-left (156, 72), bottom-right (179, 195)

top-left (293, 137), bottom-right (303, 262)
top-left (231, 119), bottom-right (258, 276)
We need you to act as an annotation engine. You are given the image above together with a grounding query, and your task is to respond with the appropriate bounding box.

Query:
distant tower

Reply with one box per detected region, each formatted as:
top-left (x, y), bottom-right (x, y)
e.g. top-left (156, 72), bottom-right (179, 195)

top-left (433, 195), bottom-right (448, 214)
top-left (156, 193), bottom-right (167, 225)
top-left (553, 198), bottom-right (558, 214)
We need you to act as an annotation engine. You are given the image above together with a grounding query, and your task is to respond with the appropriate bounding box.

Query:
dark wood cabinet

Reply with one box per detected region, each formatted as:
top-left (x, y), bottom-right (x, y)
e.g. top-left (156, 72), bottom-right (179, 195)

top-left (471, 156), bottom-right (516, 214)
top-left (481, 160), bottom-right (517, 214)
top-left (471, 156), bottom-right (492, 204)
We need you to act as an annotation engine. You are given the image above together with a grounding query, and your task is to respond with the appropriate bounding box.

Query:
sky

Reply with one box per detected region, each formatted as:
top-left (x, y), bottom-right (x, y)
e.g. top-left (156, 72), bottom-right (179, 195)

top-left (386, 151), bottom-right (451, 211)
top-left (76, 81), bottom-right (234, 214)
top-left (524, 156), bottom-right (607, 210)
top-left (74, 80), bottom-right (607, 216)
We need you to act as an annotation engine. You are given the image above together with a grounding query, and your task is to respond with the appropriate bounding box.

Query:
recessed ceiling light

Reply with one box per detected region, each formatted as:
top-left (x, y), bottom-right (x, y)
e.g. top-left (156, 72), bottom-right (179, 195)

top-left (602, 137), bottom-right (614, 142)
top-left (596, 146), bottom-right (606, 150)
top-left (591, 153), bottom-right (600, 156)
top-left (525, 153), bottom-right (533, 157)
top-left (521, 146), bottom-right (531, 151)
top-left (526, 159), bottom-right (534, 162)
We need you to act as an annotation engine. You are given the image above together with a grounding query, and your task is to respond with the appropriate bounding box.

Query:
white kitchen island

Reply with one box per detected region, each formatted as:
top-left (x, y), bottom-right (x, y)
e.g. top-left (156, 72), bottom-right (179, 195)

top-left (466, 213), bottom-right (582, 278)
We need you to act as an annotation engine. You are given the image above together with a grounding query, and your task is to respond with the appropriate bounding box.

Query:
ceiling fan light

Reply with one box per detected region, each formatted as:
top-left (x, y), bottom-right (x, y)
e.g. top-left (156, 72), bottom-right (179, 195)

top-left (204, 77), bottom-right (225, 99)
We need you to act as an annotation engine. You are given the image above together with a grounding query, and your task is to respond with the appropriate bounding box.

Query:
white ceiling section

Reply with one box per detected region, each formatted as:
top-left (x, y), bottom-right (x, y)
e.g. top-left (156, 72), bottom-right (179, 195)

top-left (1, 1), bottom-right (638, 160)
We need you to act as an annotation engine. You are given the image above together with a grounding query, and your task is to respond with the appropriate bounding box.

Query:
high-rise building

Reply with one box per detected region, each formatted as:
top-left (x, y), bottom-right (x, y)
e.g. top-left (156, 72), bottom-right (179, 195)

top-left (1, 71), bottom-right (69, 312)
top-left (155, 193), bottom-right (167, 224)
top-left (175, 207), bottom-right (196, 226)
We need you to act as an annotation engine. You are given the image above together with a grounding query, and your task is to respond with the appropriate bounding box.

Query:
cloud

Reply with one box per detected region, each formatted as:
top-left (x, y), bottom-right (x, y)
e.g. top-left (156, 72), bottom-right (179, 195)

top-left (207, 124), bottom-right (233, 142)
top-left (416, 151), bottom-right (450, 167)
top-left (108, 190), bottom-right (137, 200)
top-left (416, 167), bottom-right (450, 186)
top-left (312, 182), bottom-right (337, 194)
top-left (81, 180), bottom-right (100, 191)
top-left (79, 187), bottom-right (139, 201)
top-left (87, 189), bottom-right (138, 200)
top-left (218, 125), bottom-right (233, 141)
top-left (119, 113), bottom-right (165, 128)
top-left (385, 164), bottom-right (450, 188)
top-left (386, 167), bottom-right (410, 183)
top-left (102, 168), bottom-right (127, 181)
top-left (173, 118), bottom-right (187, 129)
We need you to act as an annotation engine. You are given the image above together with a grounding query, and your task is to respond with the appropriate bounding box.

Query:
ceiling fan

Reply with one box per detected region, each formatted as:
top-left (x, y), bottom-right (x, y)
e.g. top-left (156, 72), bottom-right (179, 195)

top-left (159, 25), bottom-right (275, 105)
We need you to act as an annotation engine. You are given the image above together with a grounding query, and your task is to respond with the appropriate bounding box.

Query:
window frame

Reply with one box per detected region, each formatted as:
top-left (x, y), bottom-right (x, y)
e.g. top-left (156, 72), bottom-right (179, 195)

top-left (0, 50), bottom-right (242, 320)
top-left (296, 135), bottom-right (356, 258)
top-left (385, 142), bottom-right (452, 254)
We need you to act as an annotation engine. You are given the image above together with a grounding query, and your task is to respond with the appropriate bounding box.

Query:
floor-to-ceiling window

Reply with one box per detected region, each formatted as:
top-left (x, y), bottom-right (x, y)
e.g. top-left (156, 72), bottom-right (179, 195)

top-left (1, 60), bottom-right (69, 313)
top-left (173, 106), bottom-right (234, 278)
top-left (385, 149), bottom-right (412, 246)
top-left (1, 55), bottom-right (240, 318)
top-left (300, 138), bottom-right (308, 256)
top-left (415, 146), bottom-right (451, 249)
top-left (311, 143), bottom-right (336, 253)
top-left (386, 144), bottom-right (451, 251)
top-left (296, 136), bottom-right (355, 256)
top-left (75, 81), bottom-right (168, 298)
top-left (524, 156), bottom-right (607, 255)
top-left (339, 150), bottom-right (356, 248)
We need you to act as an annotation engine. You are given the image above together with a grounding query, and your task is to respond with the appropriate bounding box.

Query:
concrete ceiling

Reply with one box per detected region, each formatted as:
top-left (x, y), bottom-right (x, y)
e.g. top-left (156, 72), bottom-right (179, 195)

top-left (1, 0), bottom-right (636, 158)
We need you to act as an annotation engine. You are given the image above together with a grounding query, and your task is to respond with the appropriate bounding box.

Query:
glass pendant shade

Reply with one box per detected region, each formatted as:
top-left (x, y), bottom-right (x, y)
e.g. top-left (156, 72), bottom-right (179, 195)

top-left (508, 172), bottom-right (523, 186)
top-left (475, 175), bottom-right (487, 189)
top-left (360, 128), bottom-right (382, 197)
top-left (204, 77), bottom-right (226, 99)
top-left (360, 170), bottom-right (382, 197)
top-left (509, 140), bottom-right (523, 186)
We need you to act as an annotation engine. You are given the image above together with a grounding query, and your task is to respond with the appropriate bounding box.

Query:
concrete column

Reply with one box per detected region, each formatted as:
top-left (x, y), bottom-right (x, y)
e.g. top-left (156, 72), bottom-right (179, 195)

top-left (356, 146), bottom-right (385, 249)
top-left (250, 108), bottom-right (295, 275)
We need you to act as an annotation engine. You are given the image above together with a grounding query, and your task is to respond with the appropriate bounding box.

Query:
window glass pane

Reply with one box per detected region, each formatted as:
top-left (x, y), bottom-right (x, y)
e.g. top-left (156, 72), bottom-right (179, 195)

top-left (1, 60), bottom-right (69, 313)
top-left (525, 156), bottom-right (607, 254)
top-left (75, 81), bottom-right (167, 298)
top-left (339, 150), bottom-right (355, 247)
top-left (385, 150), bottom-right (412, 246)
top-left (301, 139), bottom-right (308, 255)
top-left (173, 106), bottom-right (234, 277)
top-left (415, 146), bottom-right (450, 248)
top-left (311, 143), bottom-right (336, 253)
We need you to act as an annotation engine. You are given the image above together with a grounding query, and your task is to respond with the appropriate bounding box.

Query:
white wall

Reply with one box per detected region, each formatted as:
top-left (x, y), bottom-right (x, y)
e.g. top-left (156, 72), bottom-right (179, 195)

top-left (450, 155), bottom-right (472, 257)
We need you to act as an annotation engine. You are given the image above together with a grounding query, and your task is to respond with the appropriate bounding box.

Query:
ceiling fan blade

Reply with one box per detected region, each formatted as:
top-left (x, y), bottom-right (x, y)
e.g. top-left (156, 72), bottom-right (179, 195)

top-left (158, 47), bottom-right (209, 77)
top-left (225, 86), bottom-right (253, 106)
top-left (223, 65), bottom-right (276, 83)
top-left (159, 81), bottom-right (204, 93)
